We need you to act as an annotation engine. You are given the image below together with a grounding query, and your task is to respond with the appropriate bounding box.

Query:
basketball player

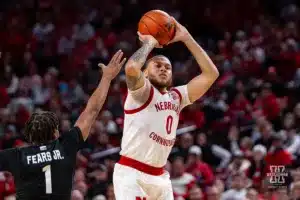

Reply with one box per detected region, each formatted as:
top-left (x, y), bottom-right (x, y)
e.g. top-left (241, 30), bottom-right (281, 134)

top-left (0, 50), bottom-right (126, 200)
top-left (113, 18), bottom-right (219, 199)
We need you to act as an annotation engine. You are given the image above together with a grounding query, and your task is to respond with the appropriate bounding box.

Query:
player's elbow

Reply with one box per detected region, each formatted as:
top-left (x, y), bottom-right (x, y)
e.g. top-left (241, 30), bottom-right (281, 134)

top-left (203, 64), bottom-right (219, 81)
top-left (125, 62), bottom-right (140, 77)
top-left (210, 66), bottom-right (219, 80)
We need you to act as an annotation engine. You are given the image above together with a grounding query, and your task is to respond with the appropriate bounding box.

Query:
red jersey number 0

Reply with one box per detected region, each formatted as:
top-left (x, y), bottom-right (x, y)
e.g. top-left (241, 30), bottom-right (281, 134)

top-left (166, 115), bottom-right (173, 134)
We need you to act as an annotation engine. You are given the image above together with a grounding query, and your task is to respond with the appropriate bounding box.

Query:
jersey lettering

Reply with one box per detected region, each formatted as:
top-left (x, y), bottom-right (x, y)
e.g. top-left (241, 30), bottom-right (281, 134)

top-left (149, 132), bottom-right (175, 146)
top-left (27, 150), bottom-right (64, 165)
top-left (121, 85), bottom-right (188, 167)
top-left (154, 101), bottom-right (180, 115)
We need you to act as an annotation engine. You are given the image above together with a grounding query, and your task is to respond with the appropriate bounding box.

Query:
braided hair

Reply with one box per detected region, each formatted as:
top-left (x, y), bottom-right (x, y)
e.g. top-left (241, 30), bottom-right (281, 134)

top-left (24, 111), bottom-right (59, 145)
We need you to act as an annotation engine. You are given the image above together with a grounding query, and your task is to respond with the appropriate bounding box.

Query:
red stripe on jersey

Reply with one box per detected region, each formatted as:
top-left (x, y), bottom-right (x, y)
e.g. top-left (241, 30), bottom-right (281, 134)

top-left (171, 88), bottom-right (182, 104)
top-left (118, 156), bottom-right (164, 176)
top-left (124, 86), bottom-right (154, 114)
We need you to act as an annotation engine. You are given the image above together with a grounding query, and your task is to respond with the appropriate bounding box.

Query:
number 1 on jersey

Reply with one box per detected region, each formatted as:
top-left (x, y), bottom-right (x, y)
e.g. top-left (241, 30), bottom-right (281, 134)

top-left (166, 115), bottom-right (173, 134)
top-left (42, 165), bottom-right (52, 194)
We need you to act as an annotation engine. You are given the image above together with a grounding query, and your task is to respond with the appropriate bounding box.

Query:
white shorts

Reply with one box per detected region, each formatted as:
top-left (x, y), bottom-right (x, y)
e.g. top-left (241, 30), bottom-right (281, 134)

top-left (113, 163), bottom-right (174, 200)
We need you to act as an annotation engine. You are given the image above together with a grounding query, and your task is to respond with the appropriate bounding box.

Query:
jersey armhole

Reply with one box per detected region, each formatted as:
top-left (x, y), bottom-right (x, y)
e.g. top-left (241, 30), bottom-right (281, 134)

top-left (73, 126), bottom-right (84, 144)
top-left (170, 88), bottom-right (182, 104)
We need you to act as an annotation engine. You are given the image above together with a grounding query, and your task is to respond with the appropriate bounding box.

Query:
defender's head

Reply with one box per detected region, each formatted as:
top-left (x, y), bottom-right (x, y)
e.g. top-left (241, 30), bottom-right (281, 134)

top-left (144, 55), bottom-right (172, 90)
top-left (24, 111), bottom-right (59, 145)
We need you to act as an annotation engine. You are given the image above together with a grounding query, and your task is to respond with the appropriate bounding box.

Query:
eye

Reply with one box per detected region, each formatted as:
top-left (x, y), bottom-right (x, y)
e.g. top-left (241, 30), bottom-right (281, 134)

top-left (165, 65), bottom-right (171, 70)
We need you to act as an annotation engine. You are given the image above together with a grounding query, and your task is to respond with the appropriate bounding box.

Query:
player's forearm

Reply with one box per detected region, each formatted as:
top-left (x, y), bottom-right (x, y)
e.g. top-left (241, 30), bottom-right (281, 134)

top-left (125, 41), bottom-right (155, 90)
top-left (85, 77), bottom-right (111, 117)
top-left (126, 40), bottom-right (156, 70)
top-left (76, 76), bottom-right (112, 140)
top-left (184, 36), bottom-right (219, 78)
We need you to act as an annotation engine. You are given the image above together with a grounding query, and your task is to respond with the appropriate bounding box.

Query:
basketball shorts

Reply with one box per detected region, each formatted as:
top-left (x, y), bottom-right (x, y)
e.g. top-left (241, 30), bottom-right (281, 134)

top-left (113, 156), bottom-right (174, 200)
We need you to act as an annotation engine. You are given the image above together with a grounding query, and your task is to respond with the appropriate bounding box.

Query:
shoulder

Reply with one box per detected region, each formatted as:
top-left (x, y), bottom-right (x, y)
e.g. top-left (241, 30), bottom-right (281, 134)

top-left (59, 126), bottom-right (83, 142)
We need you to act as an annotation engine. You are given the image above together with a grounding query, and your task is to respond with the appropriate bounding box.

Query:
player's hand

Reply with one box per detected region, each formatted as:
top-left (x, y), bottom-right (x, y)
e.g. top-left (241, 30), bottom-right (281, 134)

top-left (167, 17), bottom-right (191, 44)
top-left (99, 50), bottom-right (126, 80)
top-left (137, 32), bottom-right (162, 48)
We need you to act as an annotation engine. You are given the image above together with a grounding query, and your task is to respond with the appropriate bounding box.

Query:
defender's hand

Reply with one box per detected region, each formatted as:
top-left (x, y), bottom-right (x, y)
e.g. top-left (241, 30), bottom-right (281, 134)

top-left (168, 17), bottom-right (191, 44)
top-left (99, 50), bottom-right (127, 80)
top-left (137, 32), bottom-right (162, 48)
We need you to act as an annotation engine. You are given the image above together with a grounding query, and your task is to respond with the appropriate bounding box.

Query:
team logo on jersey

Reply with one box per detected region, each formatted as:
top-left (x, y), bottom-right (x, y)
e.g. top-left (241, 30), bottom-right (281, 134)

top-left (170, 91), bottom-right (179, 101)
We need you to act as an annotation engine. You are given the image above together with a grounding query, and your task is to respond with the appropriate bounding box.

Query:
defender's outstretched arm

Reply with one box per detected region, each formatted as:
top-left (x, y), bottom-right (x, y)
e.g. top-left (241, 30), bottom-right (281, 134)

top-left (75, 50), bottom-right (126, 140)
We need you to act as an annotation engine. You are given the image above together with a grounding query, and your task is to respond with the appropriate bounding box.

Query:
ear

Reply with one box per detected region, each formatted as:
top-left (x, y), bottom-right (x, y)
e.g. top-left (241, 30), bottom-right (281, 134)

top-left (143, 68), bottom-right (148, 78)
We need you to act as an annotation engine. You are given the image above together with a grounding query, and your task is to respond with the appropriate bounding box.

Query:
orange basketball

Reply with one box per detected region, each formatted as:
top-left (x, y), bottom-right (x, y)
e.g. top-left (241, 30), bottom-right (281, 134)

top-left (138, 10), bottom-right (176, 46)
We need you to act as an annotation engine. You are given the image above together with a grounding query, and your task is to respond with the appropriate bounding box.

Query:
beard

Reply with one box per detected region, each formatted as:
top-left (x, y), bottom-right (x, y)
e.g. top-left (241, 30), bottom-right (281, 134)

top-left (148, 76), bottom-right (172, 90)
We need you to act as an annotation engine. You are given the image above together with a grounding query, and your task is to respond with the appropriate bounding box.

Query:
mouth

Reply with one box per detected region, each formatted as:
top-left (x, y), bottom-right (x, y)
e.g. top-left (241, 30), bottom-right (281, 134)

top-left (159, 74), bottom-right (167, 78)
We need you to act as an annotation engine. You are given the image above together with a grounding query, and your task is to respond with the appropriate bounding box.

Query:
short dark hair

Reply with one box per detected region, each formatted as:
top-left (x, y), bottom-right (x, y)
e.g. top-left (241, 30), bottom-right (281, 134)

top-left (24, 111), bottom-right (59, 145)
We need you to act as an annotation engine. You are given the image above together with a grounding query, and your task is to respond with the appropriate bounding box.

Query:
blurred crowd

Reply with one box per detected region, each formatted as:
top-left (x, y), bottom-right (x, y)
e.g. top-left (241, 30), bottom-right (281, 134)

top-left (1, 0), bottom-right (300, 199)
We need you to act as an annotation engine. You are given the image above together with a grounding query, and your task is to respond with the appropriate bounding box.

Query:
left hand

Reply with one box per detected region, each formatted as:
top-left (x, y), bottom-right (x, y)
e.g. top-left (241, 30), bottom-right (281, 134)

top-left (99, 50), bottom-right (127, 80)
top-left (168, 17), bottom-right (191, 44)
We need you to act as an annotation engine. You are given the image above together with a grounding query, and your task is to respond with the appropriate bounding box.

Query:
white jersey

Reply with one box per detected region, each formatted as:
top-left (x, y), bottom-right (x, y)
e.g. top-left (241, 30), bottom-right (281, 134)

top-left (120, 79), bottom-right (191, 167)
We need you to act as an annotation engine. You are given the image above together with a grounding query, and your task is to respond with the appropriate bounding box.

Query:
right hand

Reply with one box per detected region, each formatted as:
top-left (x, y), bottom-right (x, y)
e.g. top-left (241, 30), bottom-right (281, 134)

top-left (98, 50), bottom-right (127, 80)
top-left (137, 32), bottom-right (162, 48)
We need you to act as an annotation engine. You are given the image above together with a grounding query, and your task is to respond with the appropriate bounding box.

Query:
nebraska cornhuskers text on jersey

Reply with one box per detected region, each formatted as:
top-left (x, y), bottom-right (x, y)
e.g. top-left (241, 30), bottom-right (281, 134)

top-left (120, 79), bottom-right (191, 167)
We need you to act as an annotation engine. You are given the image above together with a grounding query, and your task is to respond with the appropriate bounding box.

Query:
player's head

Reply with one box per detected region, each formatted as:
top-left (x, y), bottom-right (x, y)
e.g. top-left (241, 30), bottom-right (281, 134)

top-left (24, 111), bottom-right (59, 145)
top-left (144, 55), bottom-right (172, 89)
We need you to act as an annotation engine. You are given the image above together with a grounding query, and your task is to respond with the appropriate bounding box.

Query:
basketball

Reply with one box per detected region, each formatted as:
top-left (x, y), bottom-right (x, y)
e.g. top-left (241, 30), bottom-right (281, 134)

top-left (138, 10), bottom-right (176, 46)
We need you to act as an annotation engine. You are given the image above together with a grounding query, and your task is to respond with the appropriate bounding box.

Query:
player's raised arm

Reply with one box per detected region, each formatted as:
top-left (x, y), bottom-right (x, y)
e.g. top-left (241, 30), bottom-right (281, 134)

top-left (125, 33), bottom-right (159, 91)
top-left (169, 18), bottom-right (219, 103)
top-left (75, 50), bottom-right (126, 140)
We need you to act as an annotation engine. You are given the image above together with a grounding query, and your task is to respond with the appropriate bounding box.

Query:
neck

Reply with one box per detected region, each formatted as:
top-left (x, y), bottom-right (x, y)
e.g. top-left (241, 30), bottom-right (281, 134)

top-left (153, 85), bottom-right (168, 94)
top-left (159, 88), bottom-right (168, 93)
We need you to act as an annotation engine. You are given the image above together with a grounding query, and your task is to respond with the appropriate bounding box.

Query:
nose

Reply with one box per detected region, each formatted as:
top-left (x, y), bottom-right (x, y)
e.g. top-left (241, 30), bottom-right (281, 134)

top-left (160, 66), bottom-right (167, 72)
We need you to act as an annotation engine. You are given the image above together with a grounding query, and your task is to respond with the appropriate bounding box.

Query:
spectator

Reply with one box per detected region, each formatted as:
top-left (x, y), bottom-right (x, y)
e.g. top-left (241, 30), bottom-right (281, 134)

top-left (196, 133), bottom-right (231, 171)
top-left (221, 173), bottom-right (248, 200)
top-left (185, 145), bottom-right (215, 188)
top-left (291, 181), bottom-right (300, 200)
top-left (227, 151), bottom-right (251, 180)
top-left (246, 188), bottom-right (261, 200)
top-left (87, 164), bottom-right (109, 198)
top-left (206, 186), bottom-right (222, 200)
top-left (254, 120), bottom-right (274, 150)
top-left (281, 113), bottom-right (300, 159)
top-left (71, 190), bottom-right (84, 200)
top-left (99, 110), bottom-right (118, 135)
top-left (254, 83), bottom-right (281, 131)
top-left (172, 132), bottom-right (194, 160)
top-left (265, 134), bottom-right (292, 174)
top-left (32, 14), bottom-right (55, 42)
top-left (187, 185), bottom-right (204, 200)
top-left (247, 144), bottom-right (267, 190)
top-left (171, 157), bottom-right (195, 199)
top-left (72, 13), bottom-right (95, 42)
